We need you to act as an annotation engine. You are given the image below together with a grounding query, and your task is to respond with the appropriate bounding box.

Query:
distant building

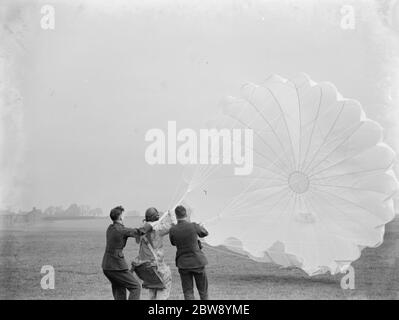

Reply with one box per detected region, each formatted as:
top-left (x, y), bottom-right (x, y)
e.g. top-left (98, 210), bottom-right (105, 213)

top-left (25, 207), bottom-right (43, 223)
top-left (0, 210), bottom-right (15, 227)
top-left (0, 207), bottom-right (42, 226)
top-left (1, 204), bottom-right (105, 226)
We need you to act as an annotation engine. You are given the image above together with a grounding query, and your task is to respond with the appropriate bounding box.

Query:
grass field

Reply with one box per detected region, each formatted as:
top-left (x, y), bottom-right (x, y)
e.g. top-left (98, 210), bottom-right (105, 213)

top-left (1, 216), bottom-right (398, 300)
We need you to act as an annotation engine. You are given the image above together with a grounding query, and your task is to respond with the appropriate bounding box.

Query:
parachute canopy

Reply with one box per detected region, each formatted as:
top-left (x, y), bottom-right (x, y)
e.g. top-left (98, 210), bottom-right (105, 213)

top-left (181, 73), bottom-right (398, 276)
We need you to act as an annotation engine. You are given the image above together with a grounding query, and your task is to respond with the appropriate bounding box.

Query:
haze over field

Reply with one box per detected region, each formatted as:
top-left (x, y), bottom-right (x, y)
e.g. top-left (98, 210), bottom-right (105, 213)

top-left (1, 0), bottom-right (399, 213)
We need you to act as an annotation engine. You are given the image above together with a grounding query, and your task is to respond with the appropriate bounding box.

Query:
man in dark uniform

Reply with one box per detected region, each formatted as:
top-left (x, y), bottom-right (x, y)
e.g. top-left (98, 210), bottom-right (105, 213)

top-left (102, 206), bottom-right (151, 300)
top-left (169, 205), bottom-right (209, 300)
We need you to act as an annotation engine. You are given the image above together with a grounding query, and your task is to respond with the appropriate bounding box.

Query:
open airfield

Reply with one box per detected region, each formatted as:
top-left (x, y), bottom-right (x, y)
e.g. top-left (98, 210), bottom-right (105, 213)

top-left (1, 216), bottom-right (398, 300)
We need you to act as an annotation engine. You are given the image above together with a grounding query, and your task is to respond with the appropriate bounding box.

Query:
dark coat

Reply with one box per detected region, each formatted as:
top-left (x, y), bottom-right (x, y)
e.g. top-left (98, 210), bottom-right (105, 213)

top-left (102, 221), bottom-right (151, 271)
top-left (169, 220), bottom-right (209, 270)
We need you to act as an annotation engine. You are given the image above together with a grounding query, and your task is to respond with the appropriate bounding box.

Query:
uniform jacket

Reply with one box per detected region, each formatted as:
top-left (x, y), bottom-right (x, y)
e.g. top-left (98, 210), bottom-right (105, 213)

top-left (102, 221), bottom-right (151, 270)
top-left (169, 220), bottom-right (209, 269)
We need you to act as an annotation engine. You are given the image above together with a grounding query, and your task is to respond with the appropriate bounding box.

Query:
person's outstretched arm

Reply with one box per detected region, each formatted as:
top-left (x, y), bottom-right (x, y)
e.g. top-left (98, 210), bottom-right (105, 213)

top-left (155, 210), bottom-right (175, 237)
top-left (195, 223), bottom-right (209, 238)
top-left (120, 223), bottom-right (152, 239)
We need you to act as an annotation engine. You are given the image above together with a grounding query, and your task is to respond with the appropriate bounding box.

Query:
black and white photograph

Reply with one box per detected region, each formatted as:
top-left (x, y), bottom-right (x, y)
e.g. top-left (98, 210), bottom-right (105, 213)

top-left (1, 0), bottom-right (399, 305)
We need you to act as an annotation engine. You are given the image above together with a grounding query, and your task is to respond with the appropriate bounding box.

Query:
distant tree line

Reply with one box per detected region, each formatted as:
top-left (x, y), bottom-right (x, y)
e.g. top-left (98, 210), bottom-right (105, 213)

top-left (0, 204), bottom-right (105, 226)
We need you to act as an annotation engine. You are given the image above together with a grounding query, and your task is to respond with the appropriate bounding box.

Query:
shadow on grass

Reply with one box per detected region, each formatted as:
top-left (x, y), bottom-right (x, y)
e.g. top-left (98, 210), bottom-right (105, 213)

top-left (213, 270), bottom-right (339, 286)
top-left (351, 218), bottom-right (399, 299)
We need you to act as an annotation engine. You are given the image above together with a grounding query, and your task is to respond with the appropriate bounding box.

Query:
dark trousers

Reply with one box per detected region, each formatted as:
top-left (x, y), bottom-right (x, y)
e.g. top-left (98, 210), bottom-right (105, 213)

top-left (103, 269), bottom-right (141, 300)
top-left (178, 267), bottom-right (208, 300)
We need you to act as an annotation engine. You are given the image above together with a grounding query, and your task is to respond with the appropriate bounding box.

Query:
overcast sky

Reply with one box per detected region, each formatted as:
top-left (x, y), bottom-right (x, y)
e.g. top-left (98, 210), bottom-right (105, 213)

top-left (1, 0), bottom-right (398, 213)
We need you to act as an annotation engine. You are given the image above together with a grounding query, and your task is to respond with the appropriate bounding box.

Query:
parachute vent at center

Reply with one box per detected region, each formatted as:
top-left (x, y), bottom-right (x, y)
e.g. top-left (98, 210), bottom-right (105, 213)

top-left (181, 73), bottom-right (398, 276)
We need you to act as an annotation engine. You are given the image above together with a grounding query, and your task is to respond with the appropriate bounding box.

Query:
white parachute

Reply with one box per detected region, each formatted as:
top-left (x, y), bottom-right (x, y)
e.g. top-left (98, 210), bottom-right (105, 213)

top-left (179, 73), bottom-right (398, 276)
